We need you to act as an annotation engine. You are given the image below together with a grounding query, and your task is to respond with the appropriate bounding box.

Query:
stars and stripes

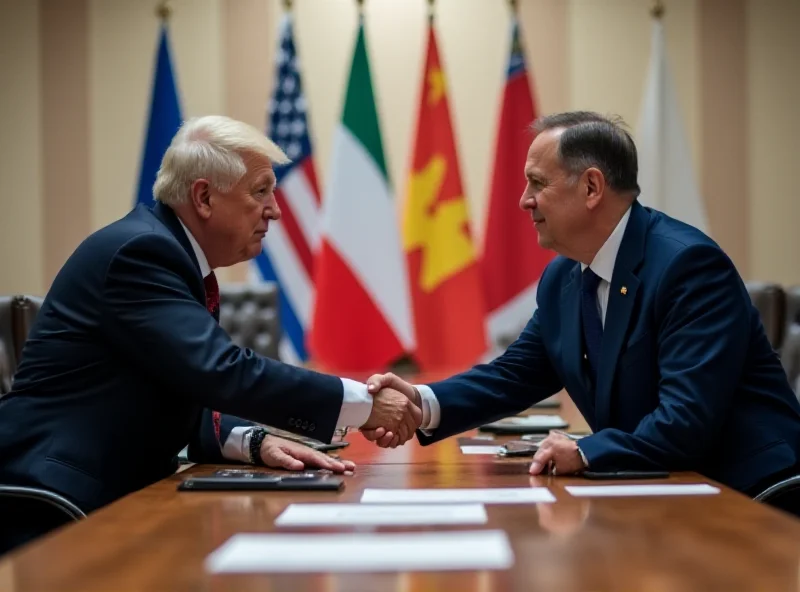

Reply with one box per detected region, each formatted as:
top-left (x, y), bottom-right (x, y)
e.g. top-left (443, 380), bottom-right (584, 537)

top-left (252, 13), bottom-right (321, 364)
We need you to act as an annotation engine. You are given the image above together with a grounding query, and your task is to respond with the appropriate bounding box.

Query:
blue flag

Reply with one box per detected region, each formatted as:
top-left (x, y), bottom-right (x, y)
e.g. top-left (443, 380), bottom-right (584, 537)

top-left (136, 25), bottom-right (182, 207)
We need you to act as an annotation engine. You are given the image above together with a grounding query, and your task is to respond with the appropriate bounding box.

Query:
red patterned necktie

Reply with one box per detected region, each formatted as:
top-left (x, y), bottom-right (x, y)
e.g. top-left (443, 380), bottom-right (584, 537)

top-left (204, 272), bottom-right (222, 445)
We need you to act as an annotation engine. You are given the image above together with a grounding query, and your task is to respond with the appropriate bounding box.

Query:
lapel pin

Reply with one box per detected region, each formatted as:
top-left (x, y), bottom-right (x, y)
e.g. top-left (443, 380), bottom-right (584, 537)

top-left (620, 286), bottom-right (628, 295)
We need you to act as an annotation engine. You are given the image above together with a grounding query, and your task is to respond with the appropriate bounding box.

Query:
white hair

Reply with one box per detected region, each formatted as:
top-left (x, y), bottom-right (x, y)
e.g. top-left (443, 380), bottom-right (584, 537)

top-left (153, 115), bottom-right (290, 205)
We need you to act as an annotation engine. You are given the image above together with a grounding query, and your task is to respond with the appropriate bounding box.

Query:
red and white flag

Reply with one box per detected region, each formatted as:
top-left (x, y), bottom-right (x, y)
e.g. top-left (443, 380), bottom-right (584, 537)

top-left (481, 15), bottom-right (553, 349)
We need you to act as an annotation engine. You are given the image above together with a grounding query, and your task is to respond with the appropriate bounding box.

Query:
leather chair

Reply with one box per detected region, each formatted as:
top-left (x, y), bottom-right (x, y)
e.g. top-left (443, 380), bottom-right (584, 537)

top-left (745, 282), bottom-right (786, 351)
top-left (781, 323), bottom-right (800, 394)
top-left (785, 286), bottom-right (800, 337)
top-left (0, 297), bottom-right (14, 395)
top-left (754, 475), bottom-right (800, 519)
top-left (0, 486), bottom-right (86, 555)
top-left (11, 295), bottom-right (43, 361)
top-left (218, 283), bottom-right (281, 360)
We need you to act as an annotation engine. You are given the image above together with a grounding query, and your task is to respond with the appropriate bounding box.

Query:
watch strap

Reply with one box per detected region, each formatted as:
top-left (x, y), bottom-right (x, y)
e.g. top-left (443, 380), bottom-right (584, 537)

top-left (248, 427), bottom-right (269, 465)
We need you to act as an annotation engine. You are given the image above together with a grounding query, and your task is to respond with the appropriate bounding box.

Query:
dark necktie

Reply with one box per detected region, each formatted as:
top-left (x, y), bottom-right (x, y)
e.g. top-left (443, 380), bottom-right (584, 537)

top-left (581, 267), bottom-right (603, 383)
top-left (204, 272), bottom-right (220, 322)
top-left (204, 272), bottom-right (222, 444)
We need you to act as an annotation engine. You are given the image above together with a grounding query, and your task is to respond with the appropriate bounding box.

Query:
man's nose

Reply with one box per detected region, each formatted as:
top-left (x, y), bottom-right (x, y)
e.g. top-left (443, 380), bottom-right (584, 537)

top-left (520, 192), bottom-right (535, 211)
top-left (264, 201), bottom-right (281, 220)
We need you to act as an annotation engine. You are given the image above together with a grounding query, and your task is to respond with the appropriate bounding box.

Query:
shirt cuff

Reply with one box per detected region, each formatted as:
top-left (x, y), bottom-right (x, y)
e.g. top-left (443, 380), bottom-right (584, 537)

top-left (416, 384), bottom-right (440, 432)
top-left (336, 378), bottom-right (374, 428)
top-left (576, 441), bottom-right (590, 469)
top-left (222, 426), bottom-right (251, 463)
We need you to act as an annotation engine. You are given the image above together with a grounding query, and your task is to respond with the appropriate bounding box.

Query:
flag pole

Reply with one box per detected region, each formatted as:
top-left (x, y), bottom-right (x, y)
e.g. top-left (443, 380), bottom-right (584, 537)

top-left (283, 0), bottom-right (292, 9)
top-left (156, 0), bottom-right (171, 20)
top-left (508, 0), bottom-right (518, 11)
top-left (428, 0), bottom-right (435, 22)
top-left (650, 0), bottom-right (664, 19)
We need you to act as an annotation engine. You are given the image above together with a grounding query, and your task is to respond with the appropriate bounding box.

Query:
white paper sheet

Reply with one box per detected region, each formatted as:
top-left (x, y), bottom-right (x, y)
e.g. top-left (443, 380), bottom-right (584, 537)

top-left (205, 530), bottom-right (514, 573)
top-left (274, 503), bottom-right (488, 527)
top-left (361, 487), bottom-right (555, 504)
top-left (460, 445), bottom-right (504, 455)
top-left (565, 484), bottom-right (721, 497)
top-left (507, 415), bottom-right (567, 426)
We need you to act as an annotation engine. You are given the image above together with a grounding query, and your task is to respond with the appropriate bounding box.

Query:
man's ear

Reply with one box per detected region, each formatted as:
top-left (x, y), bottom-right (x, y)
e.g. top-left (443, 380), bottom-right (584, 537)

top-left (189, 179), bottom-right (213, 220)
top-left (584, 167), bottom-right (606, 210)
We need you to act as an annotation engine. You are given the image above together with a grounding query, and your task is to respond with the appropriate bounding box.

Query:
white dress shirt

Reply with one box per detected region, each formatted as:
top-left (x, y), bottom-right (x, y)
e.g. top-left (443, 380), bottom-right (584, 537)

top-left (178, 221), bottom-right (373, 462)
top-left (416, 207), bottom-right (632, 431)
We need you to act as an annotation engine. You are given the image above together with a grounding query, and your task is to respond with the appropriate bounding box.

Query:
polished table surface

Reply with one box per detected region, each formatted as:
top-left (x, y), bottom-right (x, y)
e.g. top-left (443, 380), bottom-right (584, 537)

top-left (2, 395), bottom-right (800, 591)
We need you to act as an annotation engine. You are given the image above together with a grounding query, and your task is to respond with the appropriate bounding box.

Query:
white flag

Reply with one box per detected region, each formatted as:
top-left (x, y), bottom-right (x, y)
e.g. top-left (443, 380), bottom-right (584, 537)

top-left (636, 20), bottom-right (709, 234)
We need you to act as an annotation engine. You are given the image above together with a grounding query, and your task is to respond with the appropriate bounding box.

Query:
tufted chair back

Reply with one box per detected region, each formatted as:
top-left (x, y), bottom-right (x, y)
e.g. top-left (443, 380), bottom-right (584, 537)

top-left (218, 283), bottom-right (281, 360)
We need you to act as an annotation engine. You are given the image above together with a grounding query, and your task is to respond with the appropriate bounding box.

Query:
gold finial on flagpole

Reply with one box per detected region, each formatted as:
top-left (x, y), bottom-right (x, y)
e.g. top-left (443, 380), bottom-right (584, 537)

top-left (650, 0), bottom-right (665, 19)
top-left (283, 0), bottom-right (292, 10)
top-left (356, 0), bottom-right (364, 14)
top-left (508, 0), bottom-right (518, 10)
top-left (428, 0), bottom-right (435, 21)
top-left (156, 0), bottom-right (171, 20)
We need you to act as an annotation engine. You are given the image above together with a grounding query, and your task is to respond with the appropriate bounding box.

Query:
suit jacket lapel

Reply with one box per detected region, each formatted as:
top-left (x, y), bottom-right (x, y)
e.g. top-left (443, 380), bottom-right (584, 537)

top-left (594, 202), bottom-right (648, 428)
top-left (149, 201), bottom-right (205, 303)
top-left (561, 263), bottom-right (593, 410)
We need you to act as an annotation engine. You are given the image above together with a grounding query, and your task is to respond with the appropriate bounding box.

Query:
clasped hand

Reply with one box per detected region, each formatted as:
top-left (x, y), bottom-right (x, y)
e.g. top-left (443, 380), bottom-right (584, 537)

top-left (359, 373), bottom-right (422, 448)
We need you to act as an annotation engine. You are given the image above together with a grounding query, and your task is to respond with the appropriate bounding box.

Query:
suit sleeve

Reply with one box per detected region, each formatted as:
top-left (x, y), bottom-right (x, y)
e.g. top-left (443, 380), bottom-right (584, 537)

top-left (102, 232), bottom-right (344, 444)
top-left (418, 308), bottom-right (563, 444)
top-left (187, 411), bottom-right (255, 464)
top-left (578, 244), bottom-right (750, 470)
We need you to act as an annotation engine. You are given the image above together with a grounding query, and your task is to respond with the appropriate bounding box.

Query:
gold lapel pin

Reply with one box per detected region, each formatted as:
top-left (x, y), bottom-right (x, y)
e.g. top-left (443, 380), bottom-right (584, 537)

top-left (620, 286), bottom-right (628, 295)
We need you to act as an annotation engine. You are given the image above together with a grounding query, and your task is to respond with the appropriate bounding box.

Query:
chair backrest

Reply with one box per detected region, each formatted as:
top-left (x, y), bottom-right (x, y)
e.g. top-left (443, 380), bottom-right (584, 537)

top-left (785, 286), bottom-right (800, 338)
top-left (11, 295), bottom-right (43, 360)
top-left (753, 475), bottom-right (800, 519)
top-left (0, 486), bottom-right (85, 555)
top-left (0, 297), bottom-right (15, 395)
top-left (745, 282), bottom-right (786, 350)
top-left (218, 283), bottom-right (281, 360)
top-left (781, 323), bottom-right (800, 394)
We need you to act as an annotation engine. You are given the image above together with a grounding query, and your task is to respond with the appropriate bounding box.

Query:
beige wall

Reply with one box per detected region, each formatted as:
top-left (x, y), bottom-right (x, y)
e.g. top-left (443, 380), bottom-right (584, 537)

top-left (89, 0), bottom-right (223, 231)
top-left (570, 0), bottom-right (700, 170)
top-left (271, 0), bottom-right (567, 242)
top-left (0, 0), bottom-right (798, 294)
top-left (748, 0), bottom-right (800, 286)
top-left (0, 0), bottom-right (43, 295)
top-left (42, 0), bottom-right (91, 286)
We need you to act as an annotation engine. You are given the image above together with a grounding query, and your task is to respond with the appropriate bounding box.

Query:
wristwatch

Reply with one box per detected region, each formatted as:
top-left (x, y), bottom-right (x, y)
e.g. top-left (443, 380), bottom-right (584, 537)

top-left (245, 426), bottom-right (270, 465)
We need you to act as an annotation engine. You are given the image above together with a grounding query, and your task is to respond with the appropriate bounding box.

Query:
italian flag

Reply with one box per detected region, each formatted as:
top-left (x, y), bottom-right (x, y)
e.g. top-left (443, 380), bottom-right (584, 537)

top-left (308, 19), bottom-right (414, 373)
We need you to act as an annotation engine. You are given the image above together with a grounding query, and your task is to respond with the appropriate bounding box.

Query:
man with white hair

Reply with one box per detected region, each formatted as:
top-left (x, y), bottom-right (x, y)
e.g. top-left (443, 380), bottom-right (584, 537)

top-left (0, 115), bottom-right (419, 550)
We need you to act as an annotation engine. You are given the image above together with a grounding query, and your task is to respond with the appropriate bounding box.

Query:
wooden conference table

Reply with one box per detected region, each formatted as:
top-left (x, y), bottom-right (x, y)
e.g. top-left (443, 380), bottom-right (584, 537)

top-left (2, 395), bottom-right (800, 591)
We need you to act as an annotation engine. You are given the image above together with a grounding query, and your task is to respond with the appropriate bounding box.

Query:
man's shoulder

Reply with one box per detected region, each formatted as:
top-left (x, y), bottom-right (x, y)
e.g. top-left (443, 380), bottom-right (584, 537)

top-left (643, 208), bottom-right (722, 264)
top-left (55, 205), bottom-right (186, 285)
top-left (78, 205), bottom-right (180, 259)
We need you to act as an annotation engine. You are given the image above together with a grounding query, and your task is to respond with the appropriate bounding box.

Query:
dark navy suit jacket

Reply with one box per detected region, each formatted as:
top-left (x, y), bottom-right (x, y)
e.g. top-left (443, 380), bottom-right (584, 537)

top-left (420, 202), bottom-right (800, 492)
top-left (0, 202), bottom-right (343, 512)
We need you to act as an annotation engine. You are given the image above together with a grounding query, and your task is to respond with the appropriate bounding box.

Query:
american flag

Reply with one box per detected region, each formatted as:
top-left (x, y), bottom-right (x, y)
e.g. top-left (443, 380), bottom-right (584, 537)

top-left (252, 13), bottom-right (321, 364)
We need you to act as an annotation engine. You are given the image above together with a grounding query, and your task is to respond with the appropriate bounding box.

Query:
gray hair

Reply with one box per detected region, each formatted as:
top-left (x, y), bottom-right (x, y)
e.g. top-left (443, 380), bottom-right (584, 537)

top-left (153, 115), bottom-right (290, 205)
top-left (531, 111), bottom-right (641, 198)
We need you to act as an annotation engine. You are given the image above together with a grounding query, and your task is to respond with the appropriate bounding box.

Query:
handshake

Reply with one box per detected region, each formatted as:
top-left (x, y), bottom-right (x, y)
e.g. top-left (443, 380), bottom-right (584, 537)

top-left (359, 373), bottom-right (422, 448)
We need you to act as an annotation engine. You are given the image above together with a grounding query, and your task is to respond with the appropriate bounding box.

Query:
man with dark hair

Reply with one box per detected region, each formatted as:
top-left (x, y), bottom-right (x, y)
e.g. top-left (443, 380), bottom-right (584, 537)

top-left (365, 111), bottom-right (800, 498)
